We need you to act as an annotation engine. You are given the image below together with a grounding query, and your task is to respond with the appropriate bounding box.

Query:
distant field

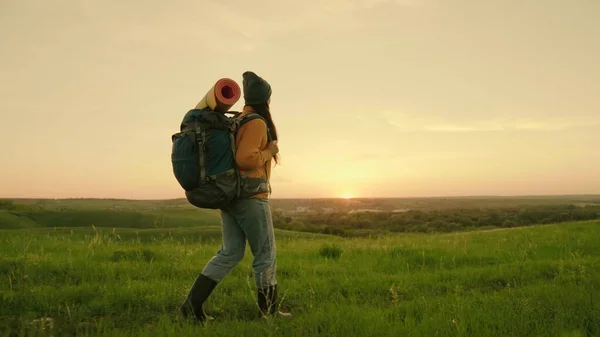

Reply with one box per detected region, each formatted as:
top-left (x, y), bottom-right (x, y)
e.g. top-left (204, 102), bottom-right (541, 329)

top-left (1, 220), bottom-right (599, 336)
top-left (6, 194), bottom-right (600, 212)
top-left (2, 196), bottom-right (600, 234)
top-left (268, 195), bottom-right (600, 212)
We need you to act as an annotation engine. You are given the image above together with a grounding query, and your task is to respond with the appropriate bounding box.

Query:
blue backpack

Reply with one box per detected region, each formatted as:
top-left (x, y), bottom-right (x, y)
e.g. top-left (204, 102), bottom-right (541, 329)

top-left (171, 108), bottom-right (272, 209)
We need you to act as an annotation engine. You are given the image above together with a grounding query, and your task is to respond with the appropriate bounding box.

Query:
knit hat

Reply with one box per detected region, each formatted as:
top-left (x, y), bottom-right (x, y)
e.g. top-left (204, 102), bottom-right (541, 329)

top-left (242, 71), bottom-right (272, 105)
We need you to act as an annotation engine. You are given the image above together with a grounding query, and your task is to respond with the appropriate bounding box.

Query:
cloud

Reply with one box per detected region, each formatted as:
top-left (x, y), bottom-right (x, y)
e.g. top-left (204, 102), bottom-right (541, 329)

top-left (381, 111), bottom-right (600, 132)
top-left (203, 0), bottom-right (430, 41)
top-left (33, 0), bottom-right (429, 53)
top-left (424, 124), bottom-right (504, 132)
top-left (510, 118), bottom-right (598, 131)
top-left (360, 0), bottom-right (430, 9)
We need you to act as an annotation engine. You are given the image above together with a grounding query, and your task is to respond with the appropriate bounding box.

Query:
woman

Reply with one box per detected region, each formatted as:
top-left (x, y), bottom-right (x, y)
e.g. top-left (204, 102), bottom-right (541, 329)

top-left (179, 71), bottom-right (291, 321)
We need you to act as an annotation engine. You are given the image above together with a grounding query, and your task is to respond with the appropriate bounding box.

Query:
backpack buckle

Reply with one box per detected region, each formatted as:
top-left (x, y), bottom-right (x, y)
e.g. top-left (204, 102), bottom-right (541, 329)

top-left (230, 119), bottom-right (240, 132)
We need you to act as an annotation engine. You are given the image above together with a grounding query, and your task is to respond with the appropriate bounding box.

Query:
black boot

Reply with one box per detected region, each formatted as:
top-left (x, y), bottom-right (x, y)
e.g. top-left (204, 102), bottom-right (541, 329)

top-left (179, 274), bottom-right (218, 322)
top-left (257, 285), bottom-right (292, 318)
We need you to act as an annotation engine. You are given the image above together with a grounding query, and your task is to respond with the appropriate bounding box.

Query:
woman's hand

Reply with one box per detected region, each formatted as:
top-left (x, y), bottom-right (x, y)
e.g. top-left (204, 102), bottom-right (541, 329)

top-left (267, 140), bottom-right (279, 156)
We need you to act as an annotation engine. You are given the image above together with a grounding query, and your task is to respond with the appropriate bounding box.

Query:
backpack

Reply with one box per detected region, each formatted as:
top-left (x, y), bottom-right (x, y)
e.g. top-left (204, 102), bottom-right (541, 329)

top-left (171, 108), bottom-right (272, 209)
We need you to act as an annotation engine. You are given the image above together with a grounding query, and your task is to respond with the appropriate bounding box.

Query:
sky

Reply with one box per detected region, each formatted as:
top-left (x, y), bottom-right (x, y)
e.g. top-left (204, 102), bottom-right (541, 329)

top-left (1, 0), bottom-right (599, 199)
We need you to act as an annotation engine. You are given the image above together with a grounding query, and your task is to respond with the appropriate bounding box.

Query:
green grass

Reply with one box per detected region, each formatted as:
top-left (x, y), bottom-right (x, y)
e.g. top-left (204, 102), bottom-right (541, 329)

top-left (1, 221), bottom-right (599, 336)
top-left (0, 207), bottom-right (221, 230)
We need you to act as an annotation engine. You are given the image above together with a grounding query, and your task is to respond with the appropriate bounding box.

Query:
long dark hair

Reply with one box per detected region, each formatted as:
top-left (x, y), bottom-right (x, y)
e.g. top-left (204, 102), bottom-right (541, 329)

top-left (249, 102), bottom-right (279, 164)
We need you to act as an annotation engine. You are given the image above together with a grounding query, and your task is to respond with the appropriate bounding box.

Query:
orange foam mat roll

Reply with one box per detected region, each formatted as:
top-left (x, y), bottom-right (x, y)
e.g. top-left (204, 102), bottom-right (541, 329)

top-left (195, 78), bottom-right (241, 113)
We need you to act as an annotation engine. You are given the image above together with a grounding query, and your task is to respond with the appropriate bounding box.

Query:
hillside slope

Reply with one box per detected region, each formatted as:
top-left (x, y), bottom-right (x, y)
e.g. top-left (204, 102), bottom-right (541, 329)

top-left (0, 220), bottom-right (598, 336)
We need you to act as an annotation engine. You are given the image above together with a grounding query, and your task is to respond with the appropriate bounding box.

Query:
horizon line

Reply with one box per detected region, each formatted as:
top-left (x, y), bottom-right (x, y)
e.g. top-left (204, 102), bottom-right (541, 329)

top-left (2, 193), bottom-right (600, 201)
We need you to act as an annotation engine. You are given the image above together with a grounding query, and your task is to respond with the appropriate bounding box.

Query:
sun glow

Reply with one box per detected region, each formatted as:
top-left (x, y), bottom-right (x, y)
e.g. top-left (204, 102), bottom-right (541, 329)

top-left (341, 193), bottom-right (354, 199)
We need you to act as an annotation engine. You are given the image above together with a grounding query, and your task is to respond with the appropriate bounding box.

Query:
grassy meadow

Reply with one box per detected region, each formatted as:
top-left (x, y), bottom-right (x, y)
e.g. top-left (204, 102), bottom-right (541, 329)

top-left (1, 210), bottom-right (599, 336)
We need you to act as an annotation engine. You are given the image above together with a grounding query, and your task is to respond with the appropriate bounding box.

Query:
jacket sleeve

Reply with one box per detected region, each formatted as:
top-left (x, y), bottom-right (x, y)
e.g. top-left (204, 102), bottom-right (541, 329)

top-left (235, 119), bottom-right (273, 170)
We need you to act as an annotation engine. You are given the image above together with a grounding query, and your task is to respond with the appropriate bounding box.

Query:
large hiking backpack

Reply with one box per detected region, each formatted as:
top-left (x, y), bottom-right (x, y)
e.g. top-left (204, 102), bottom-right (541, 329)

top-left (171, 108), bottom-right (271, 209)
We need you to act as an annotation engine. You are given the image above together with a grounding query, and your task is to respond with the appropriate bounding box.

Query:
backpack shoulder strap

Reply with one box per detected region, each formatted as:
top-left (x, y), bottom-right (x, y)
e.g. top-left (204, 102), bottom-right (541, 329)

top-left (237, 113), bottom-right (273, 141)
top-left (238, 112), bottom-right (264, 126)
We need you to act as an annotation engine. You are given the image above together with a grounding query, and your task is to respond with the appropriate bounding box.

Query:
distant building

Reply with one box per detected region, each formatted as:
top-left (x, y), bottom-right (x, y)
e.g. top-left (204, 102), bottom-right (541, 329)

top-left (291, 206), bottom-right (310, 213)
top-left (392, 209), bottom-right (410, 213)
top-left (348, 209), bottom-right (383, 214)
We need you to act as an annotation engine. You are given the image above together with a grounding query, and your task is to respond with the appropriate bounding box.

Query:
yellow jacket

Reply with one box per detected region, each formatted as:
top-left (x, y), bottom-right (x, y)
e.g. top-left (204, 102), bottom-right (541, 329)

top-left (235, 108), bottom-right (273, 199)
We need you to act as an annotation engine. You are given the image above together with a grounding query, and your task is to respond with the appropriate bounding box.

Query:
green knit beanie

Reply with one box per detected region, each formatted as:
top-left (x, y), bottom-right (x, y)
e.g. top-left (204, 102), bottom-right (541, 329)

top-left (242, 71), bottom-right (272, 105)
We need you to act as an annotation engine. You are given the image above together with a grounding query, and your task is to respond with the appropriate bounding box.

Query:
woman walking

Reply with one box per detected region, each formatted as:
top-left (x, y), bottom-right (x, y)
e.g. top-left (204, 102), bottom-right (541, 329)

top-left (179, 71), bottom-right (291, 321)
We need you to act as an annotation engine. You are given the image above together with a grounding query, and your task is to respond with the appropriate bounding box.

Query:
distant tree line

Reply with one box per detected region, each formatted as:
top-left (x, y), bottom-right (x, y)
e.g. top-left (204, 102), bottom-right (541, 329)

top-left (272, 204), bottom-right (600, 237)
top-left (0, 200), bottom-right (14, 210)
top-left (3, 199), bottom-right (599, 236)
top-left (0, 200), bottom-right (45, 212)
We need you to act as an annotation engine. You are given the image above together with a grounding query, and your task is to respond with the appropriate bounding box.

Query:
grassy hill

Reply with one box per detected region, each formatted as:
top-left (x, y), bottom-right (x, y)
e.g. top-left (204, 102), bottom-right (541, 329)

top-left (0, 198), bottom-right (221, 230)
top-left (0, 220), bottom-right (598, 336)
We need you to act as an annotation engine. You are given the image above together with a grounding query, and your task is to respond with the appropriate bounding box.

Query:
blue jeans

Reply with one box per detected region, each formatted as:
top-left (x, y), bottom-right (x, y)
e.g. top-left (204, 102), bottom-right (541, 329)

top-left (201, 198), bottom-right (277, 288)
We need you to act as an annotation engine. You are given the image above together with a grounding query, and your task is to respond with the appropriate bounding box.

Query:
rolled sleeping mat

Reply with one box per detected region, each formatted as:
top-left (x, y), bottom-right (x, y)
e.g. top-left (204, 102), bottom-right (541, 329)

top-left (195, 78), bottom-right (241, 112)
